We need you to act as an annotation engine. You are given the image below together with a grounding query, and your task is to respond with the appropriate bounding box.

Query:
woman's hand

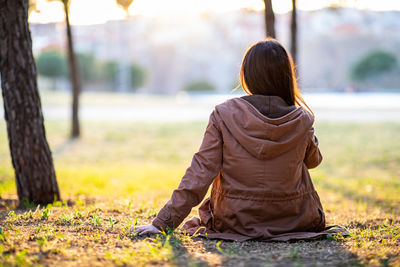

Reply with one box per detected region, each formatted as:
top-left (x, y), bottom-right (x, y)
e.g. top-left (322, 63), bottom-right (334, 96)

top-left (131, 224), bottom-right (161, 235)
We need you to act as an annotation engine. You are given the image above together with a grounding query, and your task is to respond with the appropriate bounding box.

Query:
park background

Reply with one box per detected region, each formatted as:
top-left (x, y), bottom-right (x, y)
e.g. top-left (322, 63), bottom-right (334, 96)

top-left (0, 0), bottom-right (399, 266)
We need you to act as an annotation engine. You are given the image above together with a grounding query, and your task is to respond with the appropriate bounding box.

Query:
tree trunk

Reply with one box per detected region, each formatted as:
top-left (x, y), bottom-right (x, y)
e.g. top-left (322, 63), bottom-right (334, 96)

top-left (263, 0), bottom-right (276, 38)
top-left (63, 1), bottom-right (80, 138)
top-left (0, 0), bottom-right (60, 205)
top-left (290, 0), bottom-right (298, 64)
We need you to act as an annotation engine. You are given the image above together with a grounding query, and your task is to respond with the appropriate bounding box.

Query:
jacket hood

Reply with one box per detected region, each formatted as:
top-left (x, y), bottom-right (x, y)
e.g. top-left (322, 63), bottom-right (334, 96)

top-left (214, 95), bottom-right (314, 160)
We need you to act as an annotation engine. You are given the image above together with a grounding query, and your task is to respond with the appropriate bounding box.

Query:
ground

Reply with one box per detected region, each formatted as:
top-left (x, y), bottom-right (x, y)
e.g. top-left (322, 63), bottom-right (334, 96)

top-left (0, 120), bottom-right (399, 266)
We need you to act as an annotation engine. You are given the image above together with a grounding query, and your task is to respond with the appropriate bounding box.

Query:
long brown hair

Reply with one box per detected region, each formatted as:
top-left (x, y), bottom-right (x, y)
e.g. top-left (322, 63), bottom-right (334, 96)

top-left (239, 38), bottom-right (313, 115)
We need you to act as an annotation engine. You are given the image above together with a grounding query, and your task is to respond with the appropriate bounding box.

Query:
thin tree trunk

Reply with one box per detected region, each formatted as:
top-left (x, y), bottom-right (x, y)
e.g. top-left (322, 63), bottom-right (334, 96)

top-left (0, 0), bottom-right (60, 205)
top-left (290, 0), bottom-right (298, 64)
top-left (263, 0), bottom-right (276, 38)
top-left (63, 1), bottom-right (80, 138)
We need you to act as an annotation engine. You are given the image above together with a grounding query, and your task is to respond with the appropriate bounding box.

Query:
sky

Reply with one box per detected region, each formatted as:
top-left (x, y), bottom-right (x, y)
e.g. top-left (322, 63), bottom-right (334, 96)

top-left (29, 0), bottom-right (400, 25)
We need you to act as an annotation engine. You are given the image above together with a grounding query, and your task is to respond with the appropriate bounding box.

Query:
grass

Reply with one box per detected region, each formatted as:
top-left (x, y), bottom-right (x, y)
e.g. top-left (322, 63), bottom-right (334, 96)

top-left (0, 120), bottom-right (399, 266)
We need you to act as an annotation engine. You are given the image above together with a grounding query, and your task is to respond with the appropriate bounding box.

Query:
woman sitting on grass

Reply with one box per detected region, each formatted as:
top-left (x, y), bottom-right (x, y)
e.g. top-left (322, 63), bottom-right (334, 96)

top-left (133, 38), bottom-right (347, 241)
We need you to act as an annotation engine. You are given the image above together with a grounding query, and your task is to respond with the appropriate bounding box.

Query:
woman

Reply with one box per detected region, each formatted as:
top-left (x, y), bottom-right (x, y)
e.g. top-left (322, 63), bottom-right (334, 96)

top-left (133, 38), bottom-right (347, 241)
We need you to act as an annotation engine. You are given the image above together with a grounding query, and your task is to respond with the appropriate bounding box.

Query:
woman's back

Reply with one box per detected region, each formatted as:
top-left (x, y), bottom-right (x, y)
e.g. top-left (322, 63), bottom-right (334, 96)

top-left (197, 94), bottom-right (325, 241)
top-left (215, 95), bottom-right (318, 195)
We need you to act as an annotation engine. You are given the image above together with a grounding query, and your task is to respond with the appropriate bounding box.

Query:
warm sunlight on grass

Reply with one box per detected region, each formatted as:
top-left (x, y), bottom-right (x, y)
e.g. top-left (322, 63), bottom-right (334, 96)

top-left (0, 120), bottom-right (399, 266)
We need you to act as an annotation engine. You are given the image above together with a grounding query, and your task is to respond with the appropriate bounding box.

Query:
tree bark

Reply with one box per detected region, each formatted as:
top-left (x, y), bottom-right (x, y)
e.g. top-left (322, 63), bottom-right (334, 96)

top-left (63, 0), bottom-right (80, 138)
top-left (263, 0), bottom-right (276, 38)
top-left (0, 0), bottom-right (60, 205)
top-left (290, 0), bottom-right (298, 64)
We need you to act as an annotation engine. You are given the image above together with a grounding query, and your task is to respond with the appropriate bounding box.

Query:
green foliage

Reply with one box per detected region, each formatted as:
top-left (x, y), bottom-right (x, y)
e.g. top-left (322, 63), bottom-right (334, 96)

top-left (92, 216), bottom-right (103, 227)
top-left (351, 50), bottom-right (397, 82)
top-left (14, 249), bottom-right (30, 266)
top-left (290, 247), bottom-right (299, 260)
top-left (56, 213), bottom-right (74, 226)
top-left (109, 217), bottom-right (116, 228)
top-left (6, 211), bottom-right (17, 222)
top-left (97, 61), bottom-right (146, 90)
top-left (36, 50), bottom-right (67, 79)
top-left (216, 240), bottom-right (239, 256)
top-left (0, 228), bottom-right (6, 243)
top-left (22, 199), bottom-right (35, 209)
top-left (183, 80), bottom-right (216, 92)
top-left (40, 208), bottom-right (51, 220)
top-left (76, 53), bottom-right (99, 84)
top-left (36, 236), bottom-right (47, 250)
top-left (102, 60), bottom-right (118, 86)
top-left (36, 50), bottom-right (147, 90)
top-left (130, 63), bottom-right (147, 90)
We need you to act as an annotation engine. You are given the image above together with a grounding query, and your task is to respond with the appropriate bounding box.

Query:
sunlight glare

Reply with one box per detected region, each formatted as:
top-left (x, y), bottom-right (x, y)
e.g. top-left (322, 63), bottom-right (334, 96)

top-left (28, 0), bottom-right (400, 25)
top-left (130, 0), bottom-right (265, 16)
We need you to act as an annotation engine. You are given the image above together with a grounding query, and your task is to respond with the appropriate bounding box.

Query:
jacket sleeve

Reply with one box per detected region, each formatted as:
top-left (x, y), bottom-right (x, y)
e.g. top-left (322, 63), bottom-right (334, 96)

top-left (152, 111), bottom-right (223, 231)
top-left (304, 128), bottom-right (323, 169)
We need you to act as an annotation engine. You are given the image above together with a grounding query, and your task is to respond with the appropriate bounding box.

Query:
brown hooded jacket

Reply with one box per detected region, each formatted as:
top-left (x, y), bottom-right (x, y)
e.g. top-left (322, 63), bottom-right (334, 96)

top-left (152, 95), bottom-right (347, 241)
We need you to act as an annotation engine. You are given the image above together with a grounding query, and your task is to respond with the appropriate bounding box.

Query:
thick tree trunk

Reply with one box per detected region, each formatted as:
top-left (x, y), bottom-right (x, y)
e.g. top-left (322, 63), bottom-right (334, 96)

top-left (290, 0), bottom-right (298, 64)
top-left (0, 0), bottom-right (60, 205)
top-left (63, 1), bottom-right (80, 138)
top-left (263, 0), bottom-right (276, 38)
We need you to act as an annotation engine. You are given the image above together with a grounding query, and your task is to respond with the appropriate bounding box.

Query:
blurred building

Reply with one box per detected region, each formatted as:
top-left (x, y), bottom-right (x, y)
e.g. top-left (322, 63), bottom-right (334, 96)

top-left (30, 8), bottom-right (400, 93)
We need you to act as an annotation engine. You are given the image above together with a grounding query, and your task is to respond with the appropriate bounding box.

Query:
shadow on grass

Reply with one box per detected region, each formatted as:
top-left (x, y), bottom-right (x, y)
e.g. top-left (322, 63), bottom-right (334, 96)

top-left (130, 233), bottom-right (209, 266)
top-left (0, 198), bottom-right (77, 211)
top-left (168, 235), bottom-right (209, 266)
top-left (190, 236), bottom-right (360, 266)
top-left (130, 232), bottom-right (361, 266)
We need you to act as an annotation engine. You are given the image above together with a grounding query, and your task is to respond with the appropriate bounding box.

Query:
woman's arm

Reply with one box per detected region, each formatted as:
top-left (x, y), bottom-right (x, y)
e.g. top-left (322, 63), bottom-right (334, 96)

top-left (304, 128), bottom-right (323, 169)
top-left (132, 111), bottom-right (223, 234)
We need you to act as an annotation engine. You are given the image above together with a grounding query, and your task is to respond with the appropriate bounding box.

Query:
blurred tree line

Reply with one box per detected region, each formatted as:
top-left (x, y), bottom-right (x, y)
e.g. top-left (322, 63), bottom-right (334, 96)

top-left (184, 80), bottom-right (216, 92)
top-left (35, 49), bottom-right (147, 91)
top-left (351, 50), bottom-right (399, 89)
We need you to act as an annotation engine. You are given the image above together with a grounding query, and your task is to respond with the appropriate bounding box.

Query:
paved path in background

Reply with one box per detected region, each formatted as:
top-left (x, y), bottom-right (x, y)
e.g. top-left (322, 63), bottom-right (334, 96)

top-left (1, 92), bottom-right (400, 122)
